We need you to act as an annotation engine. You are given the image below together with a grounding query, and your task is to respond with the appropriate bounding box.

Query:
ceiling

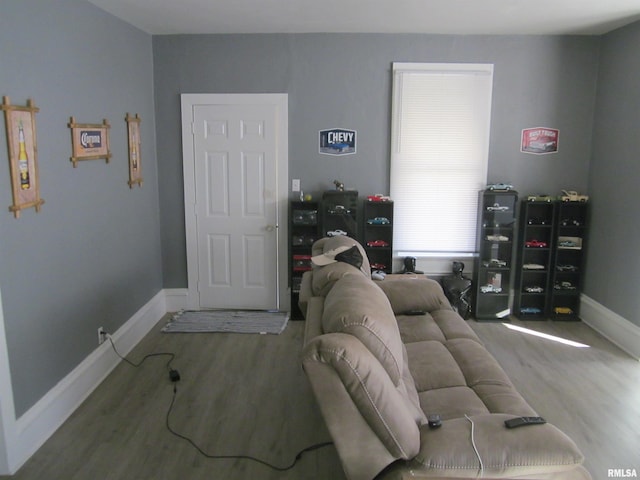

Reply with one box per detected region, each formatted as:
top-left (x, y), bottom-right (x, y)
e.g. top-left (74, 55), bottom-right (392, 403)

top-left (87, 0), bottom-right (640, 36)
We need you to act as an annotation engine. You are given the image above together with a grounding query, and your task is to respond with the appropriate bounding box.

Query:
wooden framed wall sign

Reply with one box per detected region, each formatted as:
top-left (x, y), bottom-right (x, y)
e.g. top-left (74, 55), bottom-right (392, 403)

top-left (125, 113), bottom-right (142, 187)
top-left (1, 96), bottom-right (45, 218)
top-left (68, 117), bottom-right (111, 167)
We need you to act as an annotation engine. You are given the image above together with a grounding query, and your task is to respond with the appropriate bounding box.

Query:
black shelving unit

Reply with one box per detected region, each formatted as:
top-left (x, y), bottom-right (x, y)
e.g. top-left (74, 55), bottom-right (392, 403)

top-left (550, 200), bottom-right (588, 320)
top-left (514, 198), bottom-right (556, 319)
top-left (321, 190), bottom-right (359, 239)
top-left (474, 190), bottom-right (518, 321)
top-left (290, 200), bottom-right (320, 320)
top-left (362, 200), bottom-right (393, 273)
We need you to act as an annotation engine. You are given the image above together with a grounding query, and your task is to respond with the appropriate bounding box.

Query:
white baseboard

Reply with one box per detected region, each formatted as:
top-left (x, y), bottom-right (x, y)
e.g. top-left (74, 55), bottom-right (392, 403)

top-left (581, 294), bottom-right (640, 360)
top-left (3, 290), bottom-right (167, 474)
top-left (164, 288), bottom-right (189, 312)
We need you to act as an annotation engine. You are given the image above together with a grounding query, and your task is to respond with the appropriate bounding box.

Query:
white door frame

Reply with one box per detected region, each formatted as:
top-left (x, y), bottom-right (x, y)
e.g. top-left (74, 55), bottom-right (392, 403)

top-left (181, 93), bottom-right (289, 311)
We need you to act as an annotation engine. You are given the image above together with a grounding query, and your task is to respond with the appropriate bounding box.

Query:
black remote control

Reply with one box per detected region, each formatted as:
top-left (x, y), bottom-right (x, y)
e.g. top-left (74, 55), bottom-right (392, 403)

top-left (405, 310), bottom-right (426, 316)
top-left (504, 416), bottom-right (546, 428)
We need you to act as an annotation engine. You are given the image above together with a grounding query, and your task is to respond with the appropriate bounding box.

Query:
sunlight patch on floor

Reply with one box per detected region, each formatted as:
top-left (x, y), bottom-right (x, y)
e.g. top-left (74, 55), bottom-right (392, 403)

top-left (502, 323), bottom-right (590, 348)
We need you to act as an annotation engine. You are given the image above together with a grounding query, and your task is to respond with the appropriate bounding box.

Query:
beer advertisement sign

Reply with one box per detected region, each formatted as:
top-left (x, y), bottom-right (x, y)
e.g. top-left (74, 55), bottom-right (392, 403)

top-left (1, 96), bottom-right (45, 218)
top-left (68, 117), bottom-right (112, 167)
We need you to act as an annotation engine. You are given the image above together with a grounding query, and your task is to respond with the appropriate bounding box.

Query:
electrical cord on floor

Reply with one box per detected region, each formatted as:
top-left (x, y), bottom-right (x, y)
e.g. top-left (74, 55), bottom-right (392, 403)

top-left (105, 333), bottom-right (178, 376)
top-left (104, 331), bottom-right (333, 471)
top-left (165, 385), bottom-right (333, 471)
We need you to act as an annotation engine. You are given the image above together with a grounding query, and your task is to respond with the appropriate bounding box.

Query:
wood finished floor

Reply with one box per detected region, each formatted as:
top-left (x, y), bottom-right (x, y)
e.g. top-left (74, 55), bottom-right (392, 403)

top-left (468, 318), bottom-right (640, 480)
top-left (2, 315), bottom-right (639, 479)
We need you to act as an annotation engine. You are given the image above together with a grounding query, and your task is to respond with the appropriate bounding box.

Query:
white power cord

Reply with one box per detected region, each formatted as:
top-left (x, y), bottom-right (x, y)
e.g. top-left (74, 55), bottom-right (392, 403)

top-left (465, 414), bottom-right (484, 475)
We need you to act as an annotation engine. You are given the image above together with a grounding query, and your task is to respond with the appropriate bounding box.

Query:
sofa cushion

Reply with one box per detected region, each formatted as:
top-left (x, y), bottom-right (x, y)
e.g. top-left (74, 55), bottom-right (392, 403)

top-left (411, 414), bottom-right (585, 478)
top-left (405, 336), bottom-right (538, 420)
top-left (376, 276), bottom-right (450, 315)
top-left (396, 309), bottom-right (481, 345)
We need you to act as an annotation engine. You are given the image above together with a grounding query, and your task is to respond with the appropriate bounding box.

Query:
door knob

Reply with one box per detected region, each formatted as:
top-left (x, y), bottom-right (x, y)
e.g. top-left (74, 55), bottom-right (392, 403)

top-left (265, 225), bottom-right (276, 232)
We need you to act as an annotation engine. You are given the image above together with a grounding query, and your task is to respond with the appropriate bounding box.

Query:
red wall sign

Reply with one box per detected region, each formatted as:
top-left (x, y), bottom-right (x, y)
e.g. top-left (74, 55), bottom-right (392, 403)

top-left (521, 127), bottom-right (559, 155)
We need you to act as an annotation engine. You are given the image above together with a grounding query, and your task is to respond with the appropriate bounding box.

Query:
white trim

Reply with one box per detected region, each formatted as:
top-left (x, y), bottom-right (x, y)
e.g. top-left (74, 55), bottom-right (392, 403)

top-left (164, 288), bottom-right (189, 312)
top-left (0, 290), bottom-right (167, 474)
top-left (581, 294), bottom-right (640, 360)
top-left (180, 93), bottom-right (289, 312)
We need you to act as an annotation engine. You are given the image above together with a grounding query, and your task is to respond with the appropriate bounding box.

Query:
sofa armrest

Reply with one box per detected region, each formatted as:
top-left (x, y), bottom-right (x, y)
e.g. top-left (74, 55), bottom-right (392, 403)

top-left (399, 414), bottom-right (587, 479)
top-left (302, 333), bottom-right (422, 479)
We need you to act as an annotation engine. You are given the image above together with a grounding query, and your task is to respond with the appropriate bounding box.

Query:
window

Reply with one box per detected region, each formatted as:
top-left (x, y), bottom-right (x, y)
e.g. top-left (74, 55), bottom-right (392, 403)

top-left (390, 63), bottom-right (494, 256)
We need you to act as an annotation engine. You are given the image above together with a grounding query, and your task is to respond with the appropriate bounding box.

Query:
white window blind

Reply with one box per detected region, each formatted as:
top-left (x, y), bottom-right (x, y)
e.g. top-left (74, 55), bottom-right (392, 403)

top-left (390, 63), bottom-right (493, 256)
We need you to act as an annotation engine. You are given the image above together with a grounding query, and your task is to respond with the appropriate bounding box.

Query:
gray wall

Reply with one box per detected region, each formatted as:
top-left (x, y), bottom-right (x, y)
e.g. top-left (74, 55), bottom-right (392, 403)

top-left (153, 33), bottom-right (599, 288)
top-left (0, 0), bottom-right (161, 416)
top-left (586, 21), bottom-right (640, 326)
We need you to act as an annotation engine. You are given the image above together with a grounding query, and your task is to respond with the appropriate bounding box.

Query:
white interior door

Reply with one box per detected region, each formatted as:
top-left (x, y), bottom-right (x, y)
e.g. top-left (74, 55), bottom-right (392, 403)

top-left (182, 94), bottom-right (288, 310)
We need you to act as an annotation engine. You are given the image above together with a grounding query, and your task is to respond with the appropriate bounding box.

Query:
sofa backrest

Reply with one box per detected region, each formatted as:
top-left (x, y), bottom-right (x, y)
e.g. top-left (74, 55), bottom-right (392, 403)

top-left (322, 274), bottom-right (403, 383)
top-left (315, 273), bottom-right (426, 458)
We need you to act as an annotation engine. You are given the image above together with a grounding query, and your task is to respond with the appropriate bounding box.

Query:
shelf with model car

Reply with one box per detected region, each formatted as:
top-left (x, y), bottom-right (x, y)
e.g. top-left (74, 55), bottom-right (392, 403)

top-left (290, 200), bottom-right (320, 320)
top-left (550, 198), bottom-right (587, 320)
top-left (475, 187), bottom-right (518, 320)
top-left (363, 197), bottom-right (393, 274)
top-left (515, 198), bottom-right (556, 319)
top-left (322, 189), bottom-right (359, 240)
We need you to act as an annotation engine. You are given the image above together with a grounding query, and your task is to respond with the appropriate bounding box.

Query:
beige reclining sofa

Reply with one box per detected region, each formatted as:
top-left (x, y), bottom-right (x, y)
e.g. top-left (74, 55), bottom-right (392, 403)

top-left (300, 236), bottom-right (590, 480)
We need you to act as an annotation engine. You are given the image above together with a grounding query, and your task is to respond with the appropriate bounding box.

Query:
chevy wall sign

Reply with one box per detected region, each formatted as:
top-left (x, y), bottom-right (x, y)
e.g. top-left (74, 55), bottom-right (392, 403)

top-left (319, 128), bottom-right (356, 156)
top-left (521, 127), bottom-right (559, 155)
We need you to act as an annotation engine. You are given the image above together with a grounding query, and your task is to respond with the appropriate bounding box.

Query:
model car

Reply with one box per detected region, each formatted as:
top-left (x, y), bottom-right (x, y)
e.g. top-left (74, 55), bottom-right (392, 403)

top-left (554, 281), bottom-right (577, 290)
top-left (482, 259), bottom-right (507, 268)
top-left (292, 210), bottom-right (317, 225)
top-left (370, 262), bottom-right (387, 270)
top-left (556, 264), bottom-right (578, 272)
top-left (366, 239), bottom-right (389, 248)
top-left (326, 229), bottom-right (347, 237)
top-left (486, 183), bottom-right (514, 191)
top-left (523, 263), bottom-right (545, 270)
top-left (560, 190), bottom-right (589, 202)
top-left (525, 239), bottom-right (548, 248)
top-left (554, 307), bottom-right (574, 315)
top-left (366, 217), bottom-right (390, 225)
top-left (520, 307), bottom-right (542, 315)
top-left (525, 286), bottom-right (544, 293)
top-left (486, 203), bottom-right (509, 211)
top-left (486, 234), bottom-right (509, 242)
top-left (558, 240), bottom-right (578, 248)
top-left (480, 284), bottom-right (502, 294)
top-left (327, 205), bottom-right (351, 215)
top-left (527, 194), bottom-right (552, 202)
top-left (367, 194), bottom-right (392, 202)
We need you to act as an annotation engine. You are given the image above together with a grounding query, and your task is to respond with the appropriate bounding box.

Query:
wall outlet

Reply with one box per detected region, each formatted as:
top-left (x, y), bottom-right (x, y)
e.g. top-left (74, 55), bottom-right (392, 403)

top-left (292, 179), bottom-right (300, 192)
top-left (97, 327), bottom-right (106, 345)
